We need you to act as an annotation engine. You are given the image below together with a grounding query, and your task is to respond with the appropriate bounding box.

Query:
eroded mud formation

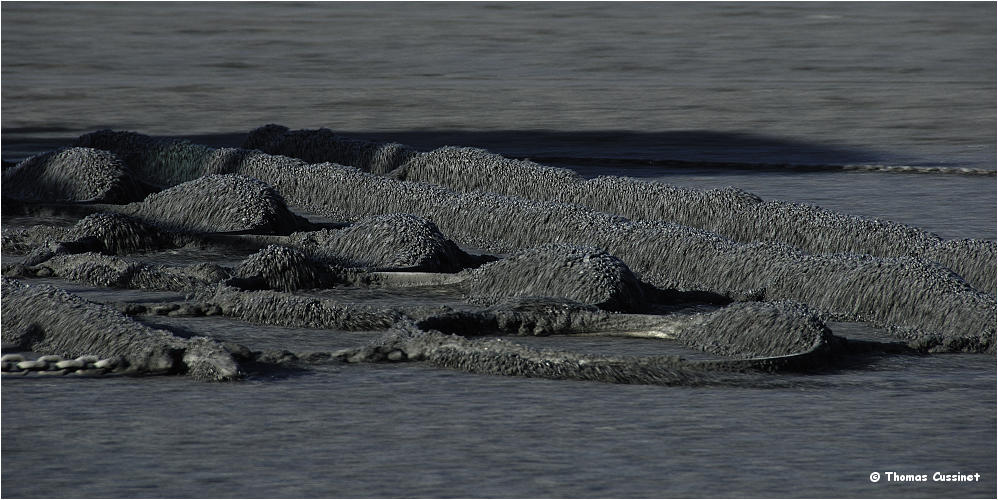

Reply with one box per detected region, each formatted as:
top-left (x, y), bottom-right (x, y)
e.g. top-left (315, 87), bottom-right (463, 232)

top-left (4, 252), bottom-right (227, 292)
top-left (247, 126), bottom-right (995, 294)
top-left (120, 174), bottom-right (308, 234)
top-left (75, 130), bottom-right (254, 187)
top-left (2, 126), bottom-right (993, 384)
top-left (463, 244), bottom-right (646, 312)
top-left (287, 214), bottom-right (479, 271)
top-left (60, 130), bottom-right (995, 350)
top-left (2, 147), bottom-right (148, 203)
top-left (1, 278), bottom-right (240, 381)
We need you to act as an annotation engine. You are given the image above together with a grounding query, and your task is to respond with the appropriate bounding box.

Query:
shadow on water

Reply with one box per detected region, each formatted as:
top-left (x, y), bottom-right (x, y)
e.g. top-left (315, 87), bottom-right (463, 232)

top-left (328, 129), bottom-right (888, 167)
top-left (2, 128), bottom-right (886, 168)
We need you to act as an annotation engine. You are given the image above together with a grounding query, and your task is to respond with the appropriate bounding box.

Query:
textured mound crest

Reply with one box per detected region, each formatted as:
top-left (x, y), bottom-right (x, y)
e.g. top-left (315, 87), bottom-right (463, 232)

top-left (124, 174), bottom-right (305, 233)
top-left (392, 146), bottom-right (583, 192)
top-left (2, 147), bottom-right (144, 203)
top-left (679, 301), bottom-right (832, 358)
top-left (288, 214), bottom-right (472, 271)
top-left (466, 244), bottom-right (646, 312)
top-left (233, 245), bottom-right (338, 291)
top-left (66, 212), bottom-right (177, 254)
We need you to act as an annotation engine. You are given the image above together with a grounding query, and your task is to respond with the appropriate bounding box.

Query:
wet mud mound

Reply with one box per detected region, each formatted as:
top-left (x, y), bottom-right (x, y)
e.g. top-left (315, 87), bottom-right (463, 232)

top-left (5, 252), bottom-right (228, 292)
top-left (244, 124), bottom-right (419, 175)
top-left (121, 174), bottom-right (307, 233)
top-left (230, 245), bottom-right (342, 291)
top-left (677, 301), bottom-right (832, 359)
top-left (464, 244), bottom-right (646, 312)
top-left (64, 212), bottom-right (182, 254)
top-left (259, 127), bottom-right (992, 293)
top-left (1, 278), bottom-right (240, 381)
top-left (2, 213), bottom-right (184, 270)
top-left (287, 214), bottom-right (479, 272)
top-left (1, 147), bottom-right (147, 203)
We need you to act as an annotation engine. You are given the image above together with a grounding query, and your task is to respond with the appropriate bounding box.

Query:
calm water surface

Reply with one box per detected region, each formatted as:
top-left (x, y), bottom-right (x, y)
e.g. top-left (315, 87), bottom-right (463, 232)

top-left (2, 2), bottom-right (995, 498)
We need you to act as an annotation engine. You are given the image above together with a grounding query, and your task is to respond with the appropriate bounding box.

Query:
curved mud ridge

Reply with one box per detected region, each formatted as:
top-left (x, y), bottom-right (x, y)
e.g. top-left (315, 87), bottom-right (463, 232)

top-left (246, 126), bottom-right (995, 294)
top-left (337, 301), bottom-right (837, 384)
top-left (1, 278), bottom-right (240, 381)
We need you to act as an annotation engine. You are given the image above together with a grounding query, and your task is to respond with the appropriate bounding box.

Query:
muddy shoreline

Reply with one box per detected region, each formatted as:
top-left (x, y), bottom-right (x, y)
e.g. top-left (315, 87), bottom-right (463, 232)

top-left (2, 126), bottom-right (994, 384)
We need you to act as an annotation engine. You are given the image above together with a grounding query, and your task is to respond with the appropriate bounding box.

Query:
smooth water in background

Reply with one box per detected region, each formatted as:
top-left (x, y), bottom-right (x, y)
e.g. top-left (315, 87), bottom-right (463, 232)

top-left (2, 1), bottom-right (996, 169)
top-left (2, 2), bottom-right (995, 498)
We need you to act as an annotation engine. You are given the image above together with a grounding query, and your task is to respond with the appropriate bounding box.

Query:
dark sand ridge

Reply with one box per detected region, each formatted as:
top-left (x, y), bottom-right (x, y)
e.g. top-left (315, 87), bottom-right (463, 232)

top-left (1, 278), bottom-right (240, 381)
top-left (67, 130), bottom-right (995, 352)
top-left (242, 125), bottom-right (996, 294)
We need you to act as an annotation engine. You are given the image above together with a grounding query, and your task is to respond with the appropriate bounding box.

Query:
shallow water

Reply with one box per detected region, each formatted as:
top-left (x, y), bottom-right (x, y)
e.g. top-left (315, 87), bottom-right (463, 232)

top-left (3, 355), bottom-right (995, 499)
top-left (2, 2), bottom-right (995, 170)
top-left (2, 2), bottom-right (996, 498)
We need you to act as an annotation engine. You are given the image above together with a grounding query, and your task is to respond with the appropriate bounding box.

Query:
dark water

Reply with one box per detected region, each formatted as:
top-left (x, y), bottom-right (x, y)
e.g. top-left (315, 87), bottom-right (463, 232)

top-left (2, 2), bottom-right (996, 498)
top-left (2, 1), bottom-right (995, 169)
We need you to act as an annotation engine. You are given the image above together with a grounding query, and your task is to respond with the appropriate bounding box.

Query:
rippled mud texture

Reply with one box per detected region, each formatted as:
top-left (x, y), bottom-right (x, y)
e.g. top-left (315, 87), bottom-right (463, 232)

top-left (4, 252), bottom-right (228, 292)
top-left (121, 174), bottom-right (308, 234)
top-left (287, 214), bottom-right (480, 271)
top-left (338, 301), bottom-right (837, 383)
top-left (67, 129), bottom-right (996, 352)
top-left (1, 278), bottom-right (240, 381)
top-left (249, 126), bottom-right (995, 294)
top-left (2, 147), bottom-right (148, 203)
top-left (230, 245), bottom-right (343, 291)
